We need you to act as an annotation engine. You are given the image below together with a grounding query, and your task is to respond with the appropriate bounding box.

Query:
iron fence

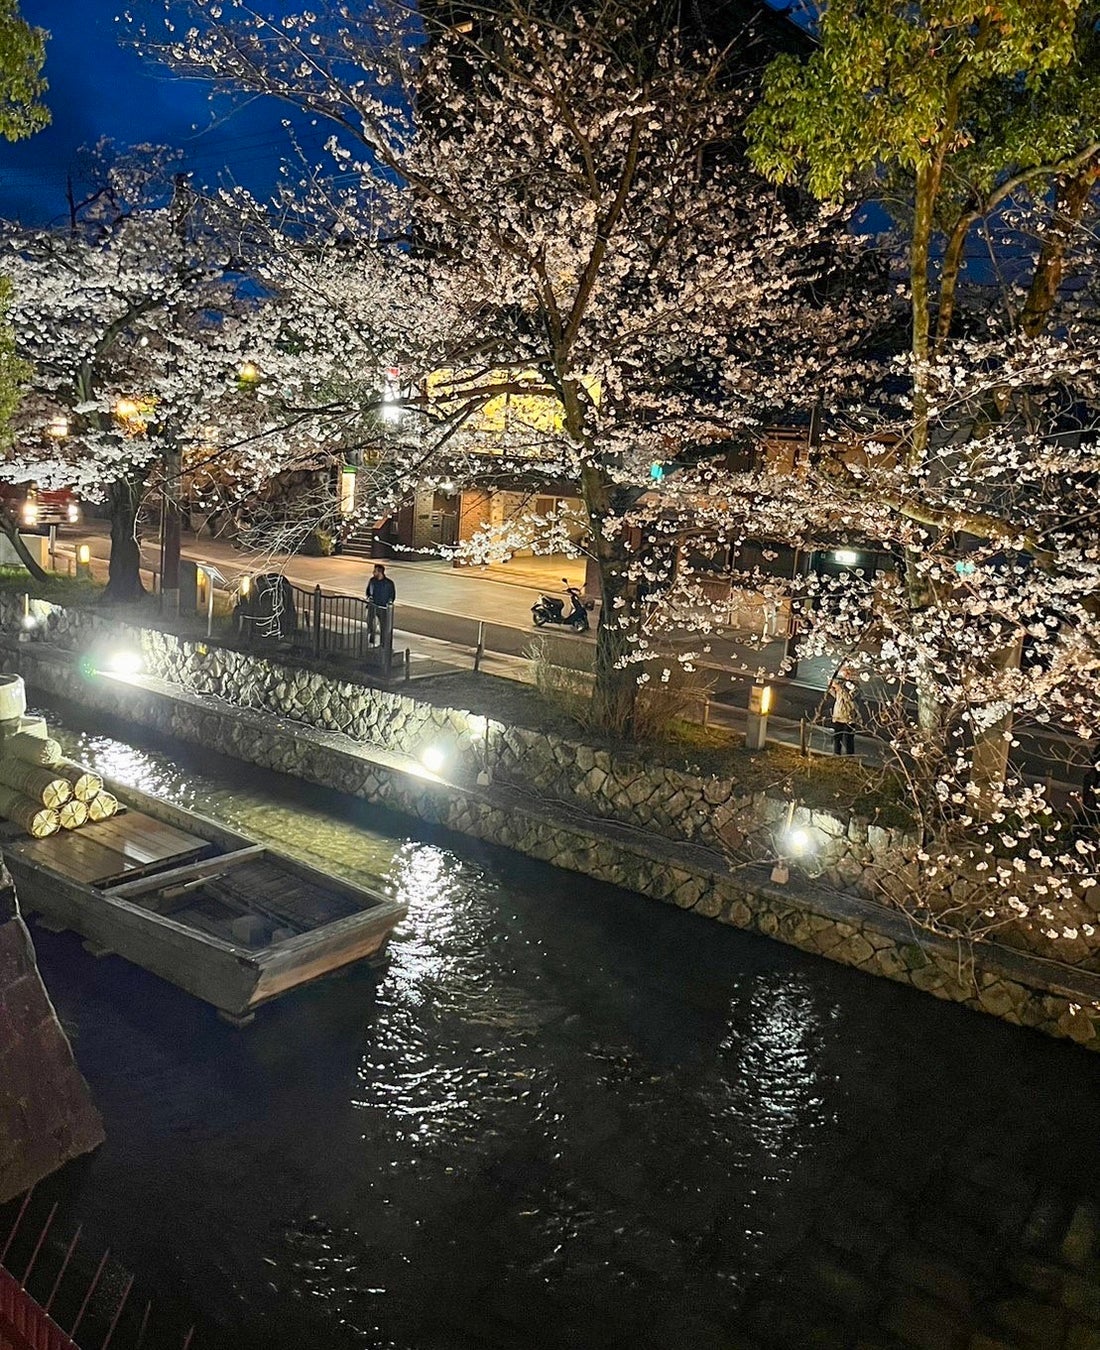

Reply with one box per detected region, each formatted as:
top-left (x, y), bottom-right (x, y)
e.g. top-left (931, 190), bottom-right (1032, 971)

top-left (235, 576), bottom-right (393, 676)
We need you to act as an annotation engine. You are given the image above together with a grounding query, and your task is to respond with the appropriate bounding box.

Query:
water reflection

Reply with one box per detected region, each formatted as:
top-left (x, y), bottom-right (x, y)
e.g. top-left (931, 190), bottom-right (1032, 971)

top-left (27, 706), bottom-right (1100, 1350)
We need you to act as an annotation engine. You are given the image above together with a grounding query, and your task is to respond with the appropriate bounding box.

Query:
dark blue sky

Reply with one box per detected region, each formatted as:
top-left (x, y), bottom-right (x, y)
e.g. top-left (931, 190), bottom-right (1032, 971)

top-left (0, 0), bottom-right (809, 225)
top-left (0, 0), bottom-right (325, 224)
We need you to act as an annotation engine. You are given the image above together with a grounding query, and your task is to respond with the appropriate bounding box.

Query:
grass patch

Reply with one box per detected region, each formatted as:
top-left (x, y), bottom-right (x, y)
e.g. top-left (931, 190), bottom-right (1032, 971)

top-left (0, 565), bottom-right (105, 607)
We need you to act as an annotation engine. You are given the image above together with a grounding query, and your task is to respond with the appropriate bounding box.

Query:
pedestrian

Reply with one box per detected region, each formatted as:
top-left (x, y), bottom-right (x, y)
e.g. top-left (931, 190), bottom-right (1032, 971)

top-left (1074, 743), bottom-right (1100, 837)
top-left (828, 666), bottom-right (858, 756)
top-left (365, 563), bottom-right (396, 647)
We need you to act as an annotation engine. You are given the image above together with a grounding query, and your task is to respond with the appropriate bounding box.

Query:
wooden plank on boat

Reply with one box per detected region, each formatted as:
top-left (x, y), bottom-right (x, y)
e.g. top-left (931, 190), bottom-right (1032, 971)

top-left (80, 810), bottom-right (207, 866)
top-left (8, 830), bottom-right (136, 886)
top-left (104, 845), bottom-right (267, 899)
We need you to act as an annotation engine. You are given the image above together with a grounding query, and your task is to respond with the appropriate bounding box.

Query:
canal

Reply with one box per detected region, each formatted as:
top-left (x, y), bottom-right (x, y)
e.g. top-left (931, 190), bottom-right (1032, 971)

top-left (12, 700), bottom-right (1100, 1349)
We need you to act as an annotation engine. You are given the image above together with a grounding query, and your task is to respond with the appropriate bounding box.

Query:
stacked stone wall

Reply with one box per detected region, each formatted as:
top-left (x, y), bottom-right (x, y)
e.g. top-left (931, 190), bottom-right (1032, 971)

top-left (3, 596), bottom-right (920, 907)
top-left (7, 631), bottom-right (1100, 1055)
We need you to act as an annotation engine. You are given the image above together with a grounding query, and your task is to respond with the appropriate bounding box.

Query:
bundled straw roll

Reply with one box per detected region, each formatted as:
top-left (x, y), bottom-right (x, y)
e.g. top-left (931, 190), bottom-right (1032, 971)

top-left (0, 785), bottom-right (58, 838)
top-left (86, 791), bottom-right (118, 822)
top-left (0, 759), bottom-right (71, 808)
top-left (58, 799), bottom-right (88, 831)
top-left (6, 732), bottom-right (62, 767)
top-left (55, 760), bottom-right (102, 803)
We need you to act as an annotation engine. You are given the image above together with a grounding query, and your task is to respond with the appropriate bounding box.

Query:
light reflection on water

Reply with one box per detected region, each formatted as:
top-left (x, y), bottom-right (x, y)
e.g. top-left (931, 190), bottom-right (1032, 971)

top-left (28, 706), bottom-right (1100, 1350)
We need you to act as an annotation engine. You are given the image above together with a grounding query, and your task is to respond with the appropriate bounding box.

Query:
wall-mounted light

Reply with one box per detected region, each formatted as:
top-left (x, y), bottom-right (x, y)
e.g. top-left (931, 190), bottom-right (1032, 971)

top-left (339, 466), bottom-right (357, 516)
top-left (833, 549), bottom-right (859, 567)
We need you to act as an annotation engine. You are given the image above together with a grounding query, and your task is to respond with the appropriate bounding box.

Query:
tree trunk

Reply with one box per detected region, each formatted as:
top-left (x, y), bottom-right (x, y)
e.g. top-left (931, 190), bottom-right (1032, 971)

top-left (1020, 157), bottom-right (1099, 339)
top-left (161, 443), bottom-right (182, 614)
top-left (101, 474), bottom-right (147, 603)
top-left (969, 634), bottom-right (1024, 816)
top-left (0, 509), bottom-right (48, 583)
top-left (580, 462), bottom-right (639, 734)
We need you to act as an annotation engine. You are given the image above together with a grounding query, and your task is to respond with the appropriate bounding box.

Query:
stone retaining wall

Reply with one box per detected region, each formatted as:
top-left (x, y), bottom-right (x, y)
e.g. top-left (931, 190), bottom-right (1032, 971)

top-left (4, 596), bottom-right (920, 906)
top-left (7, 634), bottom-right (1100, 1055)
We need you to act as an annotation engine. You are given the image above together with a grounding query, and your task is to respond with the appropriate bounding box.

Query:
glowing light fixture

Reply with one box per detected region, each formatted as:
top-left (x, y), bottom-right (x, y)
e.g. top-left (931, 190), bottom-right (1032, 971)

top-left (238, 361), bottom-right (260, 384)
top-left (105, 650), bottom-right (143, 677)
top-left (421, 744), bottom-right (446, 774)
top-left (77, 544), bottom-right (91, 565)
top-left (381, 365), bottom-right (401, 423)
top-left (339, 466), bottom-right (357, 516)
top-left (833, 549), bottom-right (859, 567)
top-left (786, 828), bottom-right (811, 855)
top-left (239, 574), bottom-right (252, 598)
top-left (115, 397), bottom-right (140, 421)
top-left (46, 414), bottom-right (69, 439)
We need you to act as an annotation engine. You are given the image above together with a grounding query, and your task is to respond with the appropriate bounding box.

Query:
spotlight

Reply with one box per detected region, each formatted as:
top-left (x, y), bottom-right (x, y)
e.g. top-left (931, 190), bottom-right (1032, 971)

top-left (787, 828), bottom-right (811, 854)
top-left (105, 650), bottom-right (143, 677)
top-left (421, 745), bottom-right (446, 774)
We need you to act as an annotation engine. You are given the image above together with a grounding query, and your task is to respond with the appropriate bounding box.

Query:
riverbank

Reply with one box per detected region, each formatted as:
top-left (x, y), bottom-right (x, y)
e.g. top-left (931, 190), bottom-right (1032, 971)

top-left (3, 605), bottom-right (1099, 1055)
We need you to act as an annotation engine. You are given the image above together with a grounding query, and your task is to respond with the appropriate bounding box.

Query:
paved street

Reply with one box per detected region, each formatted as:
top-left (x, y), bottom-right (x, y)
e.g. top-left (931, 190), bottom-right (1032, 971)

top-left (58, 525), bottom-right (1090, 795)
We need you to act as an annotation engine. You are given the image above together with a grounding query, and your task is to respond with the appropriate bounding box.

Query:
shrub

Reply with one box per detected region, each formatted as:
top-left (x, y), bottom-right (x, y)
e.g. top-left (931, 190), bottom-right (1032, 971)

top-left (297, 529), bottom-right (334, 557)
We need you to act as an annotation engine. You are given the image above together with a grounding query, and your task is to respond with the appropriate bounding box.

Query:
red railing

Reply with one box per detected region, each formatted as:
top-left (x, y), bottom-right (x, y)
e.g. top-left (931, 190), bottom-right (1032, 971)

top-left (0, 1262), bottom-right (79, 1350)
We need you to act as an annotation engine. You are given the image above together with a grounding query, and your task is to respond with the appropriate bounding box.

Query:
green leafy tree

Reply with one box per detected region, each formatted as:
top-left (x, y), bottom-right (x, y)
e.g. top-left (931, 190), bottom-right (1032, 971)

top-left (0, 0), bottom-right (46, 143)
top-left (748, 0), bottom-right (1096, 459)
top-left (748, 0), bottom-right (1100, 748)
top-left (0, 0), bottom-right (46, 575)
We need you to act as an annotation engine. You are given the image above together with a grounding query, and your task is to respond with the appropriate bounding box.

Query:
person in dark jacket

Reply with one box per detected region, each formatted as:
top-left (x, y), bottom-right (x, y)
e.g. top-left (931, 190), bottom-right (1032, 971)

top-left (365, 564), bottom-right (396, 646)
top-left (1075, 744), bottom-right (1100, 837)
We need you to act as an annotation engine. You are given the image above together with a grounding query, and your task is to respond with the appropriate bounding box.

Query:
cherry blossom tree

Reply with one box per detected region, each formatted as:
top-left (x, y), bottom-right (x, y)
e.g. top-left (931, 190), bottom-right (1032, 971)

top-left (144, 0), bottom-right (853, 729)
top-left (611, 0), bottom-right (1100, 952)
top-left (3, 149), bottom-right (292, 602)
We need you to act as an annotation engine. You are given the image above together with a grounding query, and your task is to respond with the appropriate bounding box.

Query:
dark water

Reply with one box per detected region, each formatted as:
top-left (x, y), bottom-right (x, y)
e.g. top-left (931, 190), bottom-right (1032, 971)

top-left (11, 703), bottom-right (1100, 1349)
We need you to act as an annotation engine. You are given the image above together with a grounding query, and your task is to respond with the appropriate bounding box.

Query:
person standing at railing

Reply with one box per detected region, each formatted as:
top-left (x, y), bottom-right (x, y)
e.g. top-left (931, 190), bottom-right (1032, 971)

top-left (366, 563), bottom-right (396, 647)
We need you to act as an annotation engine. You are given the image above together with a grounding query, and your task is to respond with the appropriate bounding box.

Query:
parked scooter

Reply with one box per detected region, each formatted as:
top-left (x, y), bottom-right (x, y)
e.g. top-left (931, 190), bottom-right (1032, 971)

top-left (532, 580), bottom-right (594, 632)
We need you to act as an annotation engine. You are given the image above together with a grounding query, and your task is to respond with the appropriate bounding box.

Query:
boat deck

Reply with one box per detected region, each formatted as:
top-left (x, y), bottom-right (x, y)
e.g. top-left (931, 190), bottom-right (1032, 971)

top-left (3, 796), bottom-right (396, 960)
top-left (6, 809), bottom-right (210, 886)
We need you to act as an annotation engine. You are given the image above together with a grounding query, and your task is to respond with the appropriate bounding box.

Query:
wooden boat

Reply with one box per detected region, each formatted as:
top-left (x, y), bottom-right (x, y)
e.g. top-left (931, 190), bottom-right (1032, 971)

top-left (0, 779), bottom-right (407, 1026)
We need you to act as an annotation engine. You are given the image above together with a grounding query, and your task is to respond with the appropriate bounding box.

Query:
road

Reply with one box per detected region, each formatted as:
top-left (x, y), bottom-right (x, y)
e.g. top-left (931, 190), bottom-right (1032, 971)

top-left (62, 525), bottom-right (1091, 794)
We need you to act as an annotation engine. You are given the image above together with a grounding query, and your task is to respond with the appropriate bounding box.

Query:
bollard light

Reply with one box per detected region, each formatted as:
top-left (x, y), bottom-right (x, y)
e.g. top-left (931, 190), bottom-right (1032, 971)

top-left (77, 543), bottom-right (91, 565)
top-left (239, 574), bottom-right (252, 598)
top-left (745, 682), bottom-right (772, 751)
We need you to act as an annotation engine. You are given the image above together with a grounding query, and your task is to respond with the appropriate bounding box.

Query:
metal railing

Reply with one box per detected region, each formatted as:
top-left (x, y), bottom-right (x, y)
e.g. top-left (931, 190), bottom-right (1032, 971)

top-left (236, 577), bottom-right (394, 677)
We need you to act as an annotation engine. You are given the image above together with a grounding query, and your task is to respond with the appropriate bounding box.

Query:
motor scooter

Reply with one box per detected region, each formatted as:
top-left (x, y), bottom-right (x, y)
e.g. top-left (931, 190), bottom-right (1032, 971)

top-left (531, 581), bottom-right (594, 632)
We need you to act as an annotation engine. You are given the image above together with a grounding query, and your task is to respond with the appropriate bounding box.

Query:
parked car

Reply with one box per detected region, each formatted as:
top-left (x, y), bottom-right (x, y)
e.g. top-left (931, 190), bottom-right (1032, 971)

top-left (0, 482), bottom-right (82, 531)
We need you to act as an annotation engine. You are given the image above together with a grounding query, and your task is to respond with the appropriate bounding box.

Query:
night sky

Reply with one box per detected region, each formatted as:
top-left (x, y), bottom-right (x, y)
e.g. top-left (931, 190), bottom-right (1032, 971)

top-left (0, 0), bottom-right (322, 224)
top-left (0, 0), bottom-right (807, 225)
